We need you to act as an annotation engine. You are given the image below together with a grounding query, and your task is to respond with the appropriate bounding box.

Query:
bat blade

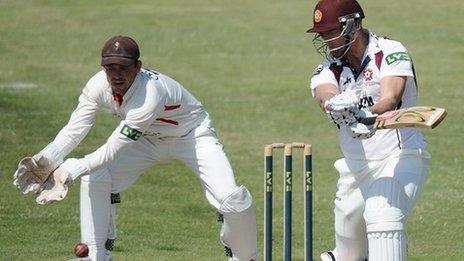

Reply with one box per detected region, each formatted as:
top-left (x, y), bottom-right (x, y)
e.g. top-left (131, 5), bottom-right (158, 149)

top-left (373, 106), bottom-right (447, 129)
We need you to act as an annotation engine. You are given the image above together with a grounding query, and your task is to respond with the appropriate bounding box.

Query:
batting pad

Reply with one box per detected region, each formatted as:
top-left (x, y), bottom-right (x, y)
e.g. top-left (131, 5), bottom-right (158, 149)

top-left (368, 230), bottom-right (407, 261)
top-left (364, 178), bottom-right (408, 232)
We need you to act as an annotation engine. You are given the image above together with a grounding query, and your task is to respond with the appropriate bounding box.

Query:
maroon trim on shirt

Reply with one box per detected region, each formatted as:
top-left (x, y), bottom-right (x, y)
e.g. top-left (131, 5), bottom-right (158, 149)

top-left (375, 51), bottom-right (384, 70)
top-left (329, 63), bottom-right (343, 84)
top-left (164, 104), bottom-right (181, 111)
top-left (156, 118), bottom-right (179, 126)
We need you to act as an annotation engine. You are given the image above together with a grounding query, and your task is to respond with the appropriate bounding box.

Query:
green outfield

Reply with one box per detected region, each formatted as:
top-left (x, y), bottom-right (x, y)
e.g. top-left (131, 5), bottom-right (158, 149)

top-left (1, 0), bottom-right (462, 260)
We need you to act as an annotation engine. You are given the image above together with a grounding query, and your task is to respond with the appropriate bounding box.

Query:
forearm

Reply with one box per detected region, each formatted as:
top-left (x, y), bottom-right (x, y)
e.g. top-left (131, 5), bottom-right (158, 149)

top-left (372, 76), bottom-right (407, 114)
top-left (37, 94), bottom-right (99, 172)
top-left (64, 121), bottom-right (142, 180)
top-left (316, 92), bottom-right (337, 110)
top-left (314, 84), bottom-right (339, 110)
top-left (52, 94), bottom-right (99, 156)
top-left (370, 97), bottom-right (401, 115)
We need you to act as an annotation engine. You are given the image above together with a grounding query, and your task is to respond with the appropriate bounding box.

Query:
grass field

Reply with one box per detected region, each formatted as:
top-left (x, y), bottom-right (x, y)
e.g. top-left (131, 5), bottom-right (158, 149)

top-left (1, 0), bottom-right (463, 260)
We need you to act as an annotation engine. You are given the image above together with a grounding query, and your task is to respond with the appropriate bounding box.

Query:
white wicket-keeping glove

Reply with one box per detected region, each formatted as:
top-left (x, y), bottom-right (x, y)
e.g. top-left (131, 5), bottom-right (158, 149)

top-left (13, 155), bottom-right (52, 195)
top-left (346, 108), bottom-right (377, 139)
top-left (35, 166), bottom-right (72, 205)
top-left (35, 158), bottom-right (87, 205)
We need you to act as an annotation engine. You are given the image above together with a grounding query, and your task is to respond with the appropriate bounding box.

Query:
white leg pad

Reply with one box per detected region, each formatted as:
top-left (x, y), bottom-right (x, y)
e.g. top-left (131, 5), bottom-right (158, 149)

top-left (364, 178), bottom-right (408, 233)
top-left (364, 178), bottom-right (409, 261)
top-left (80, 169), bottom-right (112, 261)
top-left (219, 186), bottom-right (258, 261)
top-left (367, 231), bottom-right (407, 261)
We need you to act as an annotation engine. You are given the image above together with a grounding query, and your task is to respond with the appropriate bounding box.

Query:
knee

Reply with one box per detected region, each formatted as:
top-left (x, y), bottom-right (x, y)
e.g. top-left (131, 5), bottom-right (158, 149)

top-left (80, 167), bottom-right (112, 184)
top-left (364, 178), bottom-right (408, 232)
top-left (219, 185), bottom-right (253, 214)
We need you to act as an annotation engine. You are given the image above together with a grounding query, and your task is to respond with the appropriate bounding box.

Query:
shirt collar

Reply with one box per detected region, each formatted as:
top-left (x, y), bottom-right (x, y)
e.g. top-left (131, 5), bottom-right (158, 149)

top-left (111, 70), bottom-right (142, 106)
top-left (365, 30), bottom-right (382, 58)
top-left (121, 70), bottom-right (141, 102)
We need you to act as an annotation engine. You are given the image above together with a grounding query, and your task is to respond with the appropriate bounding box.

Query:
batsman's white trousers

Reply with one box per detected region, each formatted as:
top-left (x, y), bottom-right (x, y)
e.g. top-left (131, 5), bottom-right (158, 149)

top-left (80, 121), bottom-right (257, 260)
top-left (332, 148), bottom-right (430, 261)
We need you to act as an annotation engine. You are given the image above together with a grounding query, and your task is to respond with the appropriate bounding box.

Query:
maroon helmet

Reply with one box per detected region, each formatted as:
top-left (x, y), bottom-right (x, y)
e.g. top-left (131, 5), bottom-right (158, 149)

top-left (308, 0), bottom-right (365, 59)
top-left (307, 0), bottom-right (364, 33)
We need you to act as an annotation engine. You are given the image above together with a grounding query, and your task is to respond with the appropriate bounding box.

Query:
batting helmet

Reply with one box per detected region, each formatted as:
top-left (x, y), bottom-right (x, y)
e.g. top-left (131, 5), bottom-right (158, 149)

top-left (308, 0), bottom-right (365, 59)
top-left (307, 0), bottom-right (364, 33)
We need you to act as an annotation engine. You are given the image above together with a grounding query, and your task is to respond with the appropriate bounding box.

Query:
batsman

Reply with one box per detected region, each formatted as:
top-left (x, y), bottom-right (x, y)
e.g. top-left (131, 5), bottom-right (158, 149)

top-left (13, 35), bottom-right (257, 261)
top-left (308, 0), bottom-right (431, 260)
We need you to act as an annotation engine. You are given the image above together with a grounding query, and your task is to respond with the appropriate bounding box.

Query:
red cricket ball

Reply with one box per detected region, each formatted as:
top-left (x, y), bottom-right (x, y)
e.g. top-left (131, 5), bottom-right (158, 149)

top-left (74, 242), bottom-right (89, 258)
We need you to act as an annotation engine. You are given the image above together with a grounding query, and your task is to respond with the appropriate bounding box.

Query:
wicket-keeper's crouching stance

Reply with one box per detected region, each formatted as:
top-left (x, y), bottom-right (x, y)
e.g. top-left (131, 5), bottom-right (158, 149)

top-left (13, 35), bottom-right (257, 261)
top-left (307, 0), bottom-right (430, 260)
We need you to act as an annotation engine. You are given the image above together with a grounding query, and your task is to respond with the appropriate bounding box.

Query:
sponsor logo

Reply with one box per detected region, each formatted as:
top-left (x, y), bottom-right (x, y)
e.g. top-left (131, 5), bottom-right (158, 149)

top-left (314, 9), bottom-right (322, 23)
top-left (385, 52), bottom-right (410, 65)
top-left (120, 124), bottom-right (142, 141)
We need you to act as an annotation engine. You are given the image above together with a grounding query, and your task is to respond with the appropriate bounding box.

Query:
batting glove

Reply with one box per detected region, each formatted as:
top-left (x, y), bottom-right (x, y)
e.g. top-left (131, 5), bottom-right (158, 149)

top-left (346, 121), bottom-right (376, 139)
top-left (326, 108), bottom-right (357, 127)
top-left (324, 89), bottom-right (360, 112)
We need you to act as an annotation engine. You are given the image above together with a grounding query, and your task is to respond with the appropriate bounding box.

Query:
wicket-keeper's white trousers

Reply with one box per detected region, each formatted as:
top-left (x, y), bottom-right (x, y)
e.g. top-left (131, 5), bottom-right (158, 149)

top-left (332, 148), bottom-right (430, 261)
top-left (80, 120), bottom-right (257, 261)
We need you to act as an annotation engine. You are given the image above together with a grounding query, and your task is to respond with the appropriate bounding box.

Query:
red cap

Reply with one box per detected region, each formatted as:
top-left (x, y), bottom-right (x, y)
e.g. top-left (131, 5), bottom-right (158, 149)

top-left (101, 35), bottom-right (140, 66)
top-left (307, 0), bottom-right (364, 33)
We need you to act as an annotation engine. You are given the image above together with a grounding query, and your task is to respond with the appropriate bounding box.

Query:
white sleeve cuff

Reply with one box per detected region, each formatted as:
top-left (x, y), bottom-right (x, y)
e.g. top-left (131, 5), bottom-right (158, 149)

top-left (60, 158), bottom-right (89, 180)
top-left (35, 142), bottom-right (64, 173)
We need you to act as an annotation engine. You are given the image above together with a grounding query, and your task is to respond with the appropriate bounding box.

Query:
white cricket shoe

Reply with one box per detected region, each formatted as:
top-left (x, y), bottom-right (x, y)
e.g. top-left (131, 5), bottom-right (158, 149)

top-left (320, 249), bottom-right (338, 261)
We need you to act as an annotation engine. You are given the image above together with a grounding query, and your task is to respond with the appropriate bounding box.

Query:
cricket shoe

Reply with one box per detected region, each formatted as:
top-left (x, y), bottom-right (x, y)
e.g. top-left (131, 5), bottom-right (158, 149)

top-left (105, 238), bottom-right (115, 261)
top-left (320, 250), bottom-right (338, 261)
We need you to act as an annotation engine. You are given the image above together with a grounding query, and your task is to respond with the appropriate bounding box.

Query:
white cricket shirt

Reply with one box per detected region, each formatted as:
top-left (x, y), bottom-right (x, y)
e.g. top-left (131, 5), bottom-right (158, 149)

top-left (49, 68), bottom-right (206, 175)
top-left (310, 31), bottom-right (427, 160)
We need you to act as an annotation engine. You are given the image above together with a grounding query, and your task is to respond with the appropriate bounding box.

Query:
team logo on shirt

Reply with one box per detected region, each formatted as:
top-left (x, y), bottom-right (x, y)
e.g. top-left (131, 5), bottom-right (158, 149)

top-left (120, 124), bottom-right (142, 140)
top-left (385, 52), bottom-right (410, 65)
top-left (314, 10), bottom-right (323, 23)
top-left (363, 68), bottom-right (373, 82)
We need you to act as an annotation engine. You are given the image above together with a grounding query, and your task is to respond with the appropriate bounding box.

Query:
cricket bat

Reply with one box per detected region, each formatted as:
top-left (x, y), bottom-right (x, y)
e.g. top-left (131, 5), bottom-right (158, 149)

top-left (359, 106), bottom-right (447, 130)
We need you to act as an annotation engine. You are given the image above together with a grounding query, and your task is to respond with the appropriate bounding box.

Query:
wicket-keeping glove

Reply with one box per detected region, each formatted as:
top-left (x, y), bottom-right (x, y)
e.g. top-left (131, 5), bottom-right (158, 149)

top-left (13, 155), bottom-right (51, 195)
top-left (35, 158), bottom-right (87, 205)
